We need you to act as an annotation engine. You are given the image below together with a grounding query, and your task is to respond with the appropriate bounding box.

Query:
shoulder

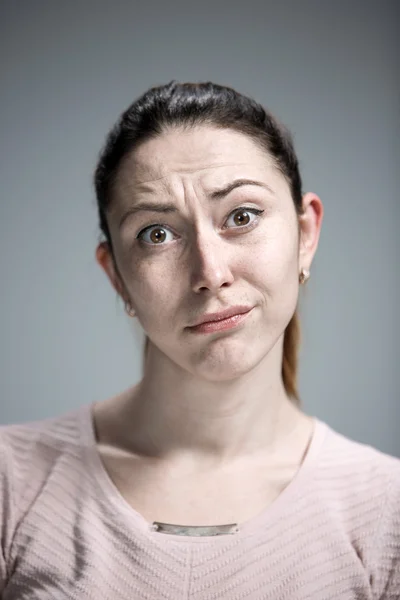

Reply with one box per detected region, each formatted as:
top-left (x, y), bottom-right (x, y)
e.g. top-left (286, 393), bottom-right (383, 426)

top-left (316, 419), bottom-right (400, 518)
top-left (312, 419), bottom-right (400, 540)
top-left (0, 406), bottom-right (89, 545)
top-left (316, 419), bottom-right (400, 490)
top-left (0, 406), bottom-right (92, 589)
top-left (0, 405), bottom-right (87, 475)
top-left (316, 420), bottom-right (400, 598)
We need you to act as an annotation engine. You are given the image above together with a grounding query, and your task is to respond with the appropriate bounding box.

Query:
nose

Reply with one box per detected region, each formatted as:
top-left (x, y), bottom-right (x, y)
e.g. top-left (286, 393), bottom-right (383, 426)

top-left (189, 227), bottom-right (235, 294)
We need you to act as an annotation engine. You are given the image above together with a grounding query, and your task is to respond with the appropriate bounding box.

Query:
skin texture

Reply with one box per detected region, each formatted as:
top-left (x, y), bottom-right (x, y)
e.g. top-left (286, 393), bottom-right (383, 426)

top-left (95, 125), bottom-right (323, 476)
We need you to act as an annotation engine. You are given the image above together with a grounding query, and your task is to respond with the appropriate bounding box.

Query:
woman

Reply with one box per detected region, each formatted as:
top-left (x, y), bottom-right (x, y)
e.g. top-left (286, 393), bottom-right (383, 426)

top-left (0, 81), bottom-right (399, 599)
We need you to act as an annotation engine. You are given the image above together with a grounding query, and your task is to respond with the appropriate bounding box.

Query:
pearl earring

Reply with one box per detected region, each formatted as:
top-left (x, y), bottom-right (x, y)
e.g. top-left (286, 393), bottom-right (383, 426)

top-left (124, 301), bottom-right (136, 317)
top-left (299, 268), bottom-right (310, 284)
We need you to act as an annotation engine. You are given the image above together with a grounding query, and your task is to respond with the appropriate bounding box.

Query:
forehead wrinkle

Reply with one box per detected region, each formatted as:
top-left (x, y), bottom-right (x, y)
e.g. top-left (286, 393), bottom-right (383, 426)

top-left (120, 161), bottom-right (268, 201)
top-left (124, 124), bottom-right (276, 183)
top-left (135, 162), bottom-right (254, 185)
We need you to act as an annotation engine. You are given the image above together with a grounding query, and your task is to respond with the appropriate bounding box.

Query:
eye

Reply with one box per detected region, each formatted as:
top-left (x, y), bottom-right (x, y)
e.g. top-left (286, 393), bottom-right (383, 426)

top-left (136, 225), bottom-right (175, 245)
top-left (136, 206), bottom-right (265, 247)
top-left (224, 206), bottom-right (264, 229)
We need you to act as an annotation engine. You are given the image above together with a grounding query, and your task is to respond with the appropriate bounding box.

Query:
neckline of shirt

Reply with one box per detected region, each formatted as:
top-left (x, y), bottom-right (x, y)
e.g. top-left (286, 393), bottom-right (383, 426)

top-left (78, 401), bottom-right (329, 545)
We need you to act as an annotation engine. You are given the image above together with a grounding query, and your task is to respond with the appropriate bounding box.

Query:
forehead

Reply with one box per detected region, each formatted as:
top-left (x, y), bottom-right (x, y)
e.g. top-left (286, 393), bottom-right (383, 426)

top-left (115, 125), bottom-right (279, 192)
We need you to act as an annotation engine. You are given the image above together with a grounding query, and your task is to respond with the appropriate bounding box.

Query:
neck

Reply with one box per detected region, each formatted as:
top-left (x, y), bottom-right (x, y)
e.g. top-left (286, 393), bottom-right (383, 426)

top-left (118, 336), bottom-right (307, 467)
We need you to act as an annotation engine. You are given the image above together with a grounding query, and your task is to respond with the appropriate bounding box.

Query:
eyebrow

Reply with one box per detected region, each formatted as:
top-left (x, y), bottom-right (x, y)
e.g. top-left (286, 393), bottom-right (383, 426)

top-left (118, 178), bottom-right (273, 230)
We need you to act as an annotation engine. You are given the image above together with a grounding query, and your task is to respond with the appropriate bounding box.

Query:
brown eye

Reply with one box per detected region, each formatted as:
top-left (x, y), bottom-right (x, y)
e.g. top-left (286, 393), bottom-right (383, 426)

top-left (137, 225), bottom-right (174, 245)
top-left (149, 228), bottom-right (167, 244)
top-left (225, 207), bottom-right (264, 229)
top-left (233, 210), bottom-right (251, 226)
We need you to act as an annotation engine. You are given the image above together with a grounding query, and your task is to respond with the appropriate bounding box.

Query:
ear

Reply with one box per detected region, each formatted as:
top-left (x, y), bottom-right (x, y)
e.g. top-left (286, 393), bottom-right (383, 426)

top-left (95, 242), bottom-right (129, 302)
top-left (298, 192), bottom-right (324, 270)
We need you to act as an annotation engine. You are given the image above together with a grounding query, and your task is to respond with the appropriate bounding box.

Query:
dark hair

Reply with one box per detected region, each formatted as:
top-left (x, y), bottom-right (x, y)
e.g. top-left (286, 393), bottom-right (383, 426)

top-left (94, 81), bottom-right (305, 405)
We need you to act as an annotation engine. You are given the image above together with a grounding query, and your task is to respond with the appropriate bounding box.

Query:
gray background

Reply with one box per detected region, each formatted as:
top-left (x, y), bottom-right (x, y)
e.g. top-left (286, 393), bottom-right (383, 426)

top-left (0, 0), bottom-right (399, 456)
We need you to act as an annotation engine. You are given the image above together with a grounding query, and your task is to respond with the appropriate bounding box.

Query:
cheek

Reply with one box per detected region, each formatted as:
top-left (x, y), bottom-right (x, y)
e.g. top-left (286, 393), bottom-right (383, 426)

top-left (249, 222), bottom-right (299, 287)
top-left (124, 259), bottom-right (182, 326)
top-left (248, 226), bottom-right (300, 325)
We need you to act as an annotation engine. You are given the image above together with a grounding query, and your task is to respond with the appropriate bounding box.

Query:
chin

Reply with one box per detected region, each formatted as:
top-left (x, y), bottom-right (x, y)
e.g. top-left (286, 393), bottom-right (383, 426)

top-left (187, 339), bottom-right (269, 382)
top-left (197, 365), bottom-right (255, 383)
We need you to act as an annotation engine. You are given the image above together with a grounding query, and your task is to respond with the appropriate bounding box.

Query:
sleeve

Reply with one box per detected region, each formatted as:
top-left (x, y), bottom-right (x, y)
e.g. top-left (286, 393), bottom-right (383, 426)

top-left (0, 434), bottom-right (14, 593)
top-left (0, 426), bottom-right (34, 594)
top-left (373, 456), bottom-right (400, 599)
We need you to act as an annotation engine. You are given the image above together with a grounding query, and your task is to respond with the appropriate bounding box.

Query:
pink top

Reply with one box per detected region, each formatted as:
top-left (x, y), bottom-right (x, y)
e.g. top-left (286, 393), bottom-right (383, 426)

top-left (0, 403), bottom-right (399, 599)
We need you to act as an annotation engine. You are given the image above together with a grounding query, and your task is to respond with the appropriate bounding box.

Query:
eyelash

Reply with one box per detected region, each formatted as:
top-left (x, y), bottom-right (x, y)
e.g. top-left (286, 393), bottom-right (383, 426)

top-left (136, 206), bottom-right (265, 247)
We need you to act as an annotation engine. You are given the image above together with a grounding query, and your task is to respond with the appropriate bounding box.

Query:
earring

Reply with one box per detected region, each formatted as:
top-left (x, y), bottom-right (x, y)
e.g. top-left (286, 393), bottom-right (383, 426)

top-left (299, 268), bottom-right (310, 285)
top-left (124, 301), bottom-right (136, 318)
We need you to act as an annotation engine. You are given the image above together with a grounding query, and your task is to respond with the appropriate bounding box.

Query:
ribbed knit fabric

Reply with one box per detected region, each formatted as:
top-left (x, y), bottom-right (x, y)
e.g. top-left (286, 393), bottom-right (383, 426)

top-left (0, 404), bottom-right (399, 599)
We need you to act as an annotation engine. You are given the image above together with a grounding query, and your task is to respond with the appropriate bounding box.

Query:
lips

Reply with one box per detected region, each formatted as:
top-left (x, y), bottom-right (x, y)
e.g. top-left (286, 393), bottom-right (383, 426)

top-left (189, 306), bottom-right (253, 327)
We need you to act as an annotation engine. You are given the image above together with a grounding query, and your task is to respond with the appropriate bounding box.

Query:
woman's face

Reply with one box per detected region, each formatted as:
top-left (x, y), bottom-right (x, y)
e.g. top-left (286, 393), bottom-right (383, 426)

top-left (99, 125), bottom-right (320, 381)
